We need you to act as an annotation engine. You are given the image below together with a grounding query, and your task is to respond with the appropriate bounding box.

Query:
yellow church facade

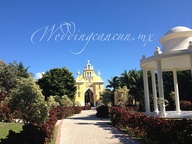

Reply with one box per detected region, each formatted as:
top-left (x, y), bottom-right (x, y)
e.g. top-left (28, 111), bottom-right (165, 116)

top-left (75, 60), bottom-right (104, 106)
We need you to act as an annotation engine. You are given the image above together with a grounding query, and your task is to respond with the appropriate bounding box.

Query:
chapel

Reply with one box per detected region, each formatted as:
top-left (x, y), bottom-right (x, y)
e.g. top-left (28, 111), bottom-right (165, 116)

top-left (75, 60), bottom-right (104, 106)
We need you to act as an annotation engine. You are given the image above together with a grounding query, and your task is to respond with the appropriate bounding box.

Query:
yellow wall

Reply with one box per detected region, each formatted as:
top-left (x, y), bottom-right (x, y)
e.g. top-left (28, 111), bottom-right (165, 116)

top-left (75, 60), bottom-right (104, 106)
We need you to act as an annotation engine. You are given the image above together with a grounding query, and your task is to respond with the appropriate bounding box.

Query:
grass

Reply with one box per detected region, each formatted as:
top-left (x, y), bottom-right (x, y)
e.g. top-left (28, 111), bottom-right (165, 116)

top-left (0, 122), bottom-right (59, 143)
top-left (49, 125), bottom-right (59, 144)
top-left (0, 122), bottom-right (23, 140)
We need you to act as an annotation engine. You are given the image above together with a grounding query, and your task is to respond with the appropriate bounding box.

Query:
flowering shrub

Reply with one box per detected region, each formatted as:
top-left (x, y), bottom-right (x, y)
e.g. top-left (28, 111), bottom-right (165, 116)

top-left (0, 103), bottom-right (13, 122)
top-left (125, 105), bottom-right (139, 112)
top-left (110, 106), bottom-right (192, 143)
top-left (180, 100), bottom-right (192, 110)
top-left (74, 106), bottom-right (82, 114)
top-left (41, 107), bottom-right (58, 143)
top-left (81, 105), bottom-right (91, 110)
top-left (55, 106), bottom-right (75, 119)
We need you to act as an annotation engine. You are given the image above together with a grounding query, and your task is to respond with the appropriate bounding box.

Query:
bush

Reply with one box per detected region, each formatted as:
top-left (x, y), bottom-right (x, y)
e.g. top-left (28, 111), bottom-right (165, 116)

top-left (60, 95), bottom-right (73, 107)
top-left (180, 100), bottom-right (192, 110)
top-left (9, 76), bottom-right (49, 125)
top-left (55, 106), bottom-right (75, 119)
top-left (81, 105), bottom-right (91, 110)
top-left (0, 103), bottom-right (13, 122)
top-left (47, 96), bottom-right (59, 108)
top-left (74, 101), bottom-right (81, 106)
top-left (0, 105), bottom-right (83, 143)
top-left (96, 105), bottom-right (109, 118)
top-left (74, 106), bottom-right (82, 114)
top-left (110, 106), bottom-right (192, 143)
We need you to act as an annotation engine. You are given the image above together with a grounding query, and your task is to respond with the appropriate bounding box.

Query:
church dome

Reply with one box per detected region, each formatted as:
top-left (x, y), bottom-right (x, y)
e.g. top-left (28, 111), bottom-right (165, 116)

top-left (164, 26), bottom-right (192, 36)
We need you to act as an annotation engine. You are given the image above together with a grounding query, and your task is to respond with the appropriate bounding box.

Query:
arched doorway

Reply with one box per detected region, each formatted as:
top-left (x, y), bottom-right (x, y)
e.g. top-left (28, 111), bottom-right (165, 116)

top-left (84, 89), bottom-right (94, 107)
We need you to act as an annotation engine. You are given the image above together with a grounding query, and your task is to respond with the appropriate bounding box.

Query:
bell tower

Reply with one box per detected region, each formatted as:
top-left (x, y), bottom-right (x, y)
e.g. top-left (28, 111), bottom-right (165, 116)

top-left (75, 60), bottom-right (104, 106)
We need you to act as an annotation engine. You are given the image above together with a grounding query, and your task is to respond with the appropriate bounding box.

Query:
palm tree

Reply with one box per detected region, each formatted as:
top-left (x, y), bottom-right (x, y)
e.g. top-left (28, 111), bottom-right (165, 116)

top-left (16, 62), bottom-right (30, 78)
top-left (106, 76), bottom-right (120, 105)
top-left (120, 70), bottom-right (130, 88)
top-left (128, 70), bottom-right (144, 103)
top-left (106, 76), bottom-right (120, 92)
top-left (120, 69), bottom-right (144, 105)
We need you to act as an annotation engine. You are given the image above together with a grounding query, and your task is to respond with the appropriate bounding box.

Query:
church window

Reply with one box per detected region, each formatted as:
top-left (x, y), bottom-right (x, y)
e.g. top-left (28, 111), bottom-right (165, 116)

top-left (78, 92), bottom-right (81, 97)
top-left (88, 64), bottom-right (90, 70)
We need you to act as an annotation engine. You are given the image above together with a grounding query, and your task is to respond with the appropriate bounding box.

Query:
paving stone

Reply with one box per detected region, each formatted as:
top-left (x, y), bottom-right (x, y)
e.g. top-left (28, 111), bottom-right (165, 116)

top-left (57, 109), bottom-right (141, 144)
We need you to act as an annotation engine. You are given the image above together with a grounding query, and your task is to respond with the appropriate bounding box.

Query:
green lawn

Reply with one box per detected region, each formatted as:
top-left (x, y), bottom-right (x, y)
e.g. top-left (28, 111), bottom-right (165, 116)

top-left (0, 122), bottom-right (23, 140)
top-left (49, 125), bottom-right (59, 144)
top-left (0, 122), bottom-right (59, 144)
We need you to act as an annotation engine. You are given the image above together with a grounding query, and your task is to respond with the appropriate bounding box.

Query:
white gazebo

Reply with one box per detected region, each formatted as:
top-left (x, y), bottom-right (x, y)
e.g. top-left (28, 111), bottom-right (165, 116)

top-left (140, 26), bottom-right (192, 118)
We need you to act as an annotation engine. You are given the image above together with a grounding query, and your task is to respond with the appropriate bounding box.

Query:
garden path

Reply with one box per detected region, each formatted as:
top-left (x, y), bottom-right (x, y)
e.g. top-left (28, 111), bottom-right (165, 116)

top-left (56, 108), bottom-right (141, 144)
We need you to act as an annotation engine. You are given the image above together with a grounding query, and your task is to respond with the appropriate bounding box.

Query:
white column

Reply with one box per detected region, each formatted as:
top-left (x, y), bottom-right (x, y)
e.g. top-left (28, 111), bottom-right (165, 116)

top-left (190, 55), bottom-right (192, 77)
top-left (151, 70), bottom-right (159, 114)
top-left (173, 70), bottom-right (181, 114)
top-left (156, 60), bottom-right (166, 117)
top-left (143, 68), bottom-right (150, 113)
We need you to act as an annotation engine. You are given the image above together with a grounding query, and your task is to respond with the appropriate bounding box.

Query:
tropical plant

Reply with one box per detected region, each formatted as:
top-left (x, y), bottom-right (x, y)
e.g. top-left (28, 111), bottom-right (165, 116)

top-left (106, 76), bottom-right (120, 92)
top-left (15, 62), bottom-right (30, 78)
top-left (120, 69), bottom-right (144, 105)
top-left (120, 70), bottom-right (130, 88)
top-left (106, 76), bottom-right (120, 105)
top-left (100, 89), bottom-right (113, 106)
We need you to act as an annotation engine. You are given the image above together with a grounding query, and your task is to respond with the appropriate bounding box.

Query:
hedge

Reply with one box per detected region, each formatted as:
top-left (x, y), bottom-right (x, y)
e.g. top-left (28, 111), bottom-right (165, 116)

top-left (110, 106), bottom-right (192, 144)
top-left (0, 106), bottom-right (83, 144)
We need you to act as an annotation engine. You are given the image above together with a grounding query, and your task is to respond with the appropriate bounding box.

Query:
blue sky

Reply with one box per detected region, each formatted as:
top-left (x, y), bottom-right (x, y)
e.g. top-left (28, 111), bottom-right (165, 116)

top-left (0, 0), bottom-right (191, 87)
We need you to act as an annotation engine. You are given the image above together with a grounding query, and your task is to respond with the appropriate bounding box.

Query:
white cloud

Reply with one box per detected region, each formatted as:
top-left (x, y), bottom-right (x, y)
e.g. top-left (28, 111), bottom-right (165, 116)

top-left (35, 72), bottom-right (45, 80)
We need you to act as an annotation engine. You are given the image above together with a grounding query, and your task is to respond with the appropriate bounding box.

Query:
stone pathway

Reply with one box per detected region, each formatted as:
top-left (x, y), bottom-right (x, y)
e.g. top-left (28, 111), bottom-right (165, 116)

top-left (56, 109), bottom-right (141, 144)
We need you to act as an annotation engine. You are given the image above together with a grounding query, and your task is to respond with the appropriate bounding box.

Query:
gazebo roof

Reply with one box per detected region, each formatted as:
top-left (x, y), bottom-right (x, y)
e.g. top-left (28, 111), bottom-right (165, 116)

top-left (164, 26), bottom-right (192, 36)
top-left (140, 48), bottom-right (192, 71)
top-left (140, 26), bottom-right (192, 71)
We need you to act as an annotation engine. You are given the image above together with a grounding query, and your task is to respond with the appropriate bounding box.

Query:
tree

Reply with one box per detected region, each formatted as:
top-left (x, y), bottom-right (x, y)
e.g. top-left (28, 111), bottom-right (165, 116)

top-left (0, 61), bottom-right (30, 100)
top-left (177, 70), bottom-right (192, 101)
top-left (15, 62), bottom-right (30, 78)
top-left (120, 70), bottom-right (130, 88)
top-left (37, 67), bottom-right (76, 100)
top-left (106, 76), bottom-right (120, 92)
top-left (9, 76), bottom-right (48, 125)
top-left (127, 70), bottom-right (144, 104)
top-left (120, 69), bottom-right (144, 105)
top-left (162, 70), bottom-right (192, 108)
top-left (115, 86), bottom-right (129, 107)
top-left (100, 89), bottom-right (113, 106)
top-left (106, 76), bottom-right (120, 105)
